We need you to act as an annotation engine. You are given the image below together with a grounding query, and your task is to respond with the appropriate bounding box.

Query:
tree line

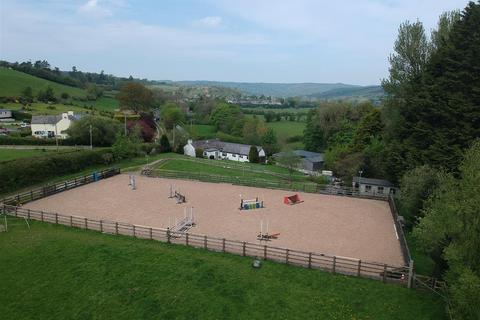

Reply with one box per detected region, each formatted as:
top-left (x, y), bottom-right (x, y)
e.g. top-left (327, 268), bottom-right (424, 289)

top-left (303, 3), bottom-right (480, 317)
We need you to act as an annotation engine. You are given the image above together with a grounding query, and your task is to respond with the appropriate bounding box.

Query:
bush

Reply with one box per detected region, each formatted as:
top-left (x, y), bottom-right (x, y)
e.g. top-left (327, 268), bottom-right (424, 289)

top-left (286, 135), bottom-right (303, 143)
top-left (11, 110), bottom-right (32, 122)
top-left (0, 136), bottom-right (76, 146)
top-left (112, 135), bottom-right (142, 160)
top-left (0, 149), bottom-right (111, 194)
top-left (195, 148), bottom-right (204, 158)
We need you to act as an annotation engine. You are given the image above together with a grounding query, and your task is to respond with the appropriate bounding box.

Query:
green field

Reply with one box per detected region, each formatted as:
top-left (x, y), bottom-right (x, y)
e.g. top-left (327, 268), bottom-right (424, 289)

top-left (188, 124), bottom-right (217, 139)
top-left (0, 218), bottom-right (445, 319)
top-left (72, 96), bottom-right (120, 111)
top-left (3, 102), bottom-right (88, 115)
top-left (155, 157), bottom-right (306, 182)
top-left (0, 67), bottom-right (87, 99)
top-left (267, 121), bottom-right (306, 150)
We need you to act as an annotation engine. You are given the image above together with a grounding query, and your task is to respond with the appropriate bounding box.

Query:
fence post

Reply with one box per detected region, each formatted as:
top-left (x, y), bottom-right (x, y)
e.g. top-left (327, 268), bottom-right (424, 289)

top-left (100, 220), bottom-right (103, 233)
top-left (167, 228), bottom-right (171, 244)
top-left (382, 264), bottom-right (387, 283)
top-left (115, 222), bottom-right (118, 235)
top-left (408, 260), bottom-right (414, 289)
top-left (222, 238), bottom-right (226, 252)
top-left (30, 190), bottom-right (33, 201)
top-left (133, 225), bottom-right (136, 237)
top-left (15, 207), bottom-right (18, 217)
top-left (150, 228), bottom-right (153, 240)
top-left (84, 218), bottom-right (87, 229)
top-left (332, 256), bottom-right (336, 273)
top-left (308, 253), bottom-right (312, 268)
top-left (55, 213), bottom-right (58, 224)
top-left (204, 235), bottom-right (207, 249)
top-left (70, 216), bottom-right (73, 227)
top-left (242, 242), bottom-right (246, 256)
top-left (286, 249), bottom-right (289, 264)
top-left (185, 233), bottom-right (189, 245)
top-left (41, 211), bottom-right (44, 222)
top-left (27, 209), bottom-right (30, 220)
top-left (357, 260), bottom-right (362, 276)
top-left (264, 245), bottom-right (267, 260)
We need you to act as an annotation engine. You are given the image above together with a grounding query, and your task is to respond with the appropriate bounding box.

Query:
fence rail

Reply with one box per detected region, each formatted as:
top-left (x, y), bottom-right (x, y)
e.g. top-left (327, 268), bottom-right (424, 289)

top-left (2, 204), bottom-right (412, 287)
top-left (148, 170), bottom-right (390, 200)
top-left (0, 167), bottom-right (121, 206)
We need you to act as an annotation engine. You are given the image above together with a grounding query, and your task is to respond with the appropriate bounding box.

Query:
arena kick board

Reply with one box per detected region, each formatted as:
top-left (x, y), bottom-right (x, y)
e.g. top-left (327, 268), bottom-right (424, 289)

top-left (24, 174), bottom-right (405, 265)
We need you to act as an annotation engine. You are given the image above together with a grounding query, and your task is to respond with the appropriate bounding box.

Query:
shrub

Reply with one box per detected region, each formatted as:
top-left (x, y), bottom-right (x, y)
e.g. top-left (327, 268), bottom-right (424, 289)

top-left (195, 148), bottom-right (204, 158)
top-left (0, 149), bottom-right (111, 194)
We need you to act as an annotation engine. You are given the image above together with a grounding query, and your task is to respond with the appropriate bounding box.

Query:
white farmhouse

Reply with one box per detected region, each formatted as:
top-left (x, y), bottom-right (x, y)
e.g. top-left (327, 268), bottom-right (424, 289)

top-left (0, 109), bottom-right (13, 121)
top-left (31, 111), bottom-right (82, 139)
top-left (183, 139), bottom-right (265, 163)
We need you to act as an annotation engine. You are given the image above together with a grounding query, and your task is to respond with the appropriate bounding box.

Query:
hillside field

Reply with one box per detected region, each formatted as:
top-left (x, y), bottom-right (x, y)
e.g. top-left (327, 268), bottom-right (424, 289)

top-left (0, 67), bottom-right (87, 99)
top-left (0, 218), bottom-right (445, 319)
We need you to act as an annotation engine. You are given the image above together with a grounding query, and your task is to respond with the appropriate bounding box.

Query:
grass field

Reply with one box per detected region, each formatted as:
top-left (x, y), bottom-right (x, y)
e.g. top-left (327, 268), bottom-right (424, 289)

top-left (267, 121), bottom-right (306, 150)
top-left (0, 67), bottom-right (87, 99)
top-left (72, 96), bottom-right (120, 111)
top-left (0, 218), bottom-right (446, 319)
top-left (188, 124), bottom-right (217, 139)
top-left (155, 158), bottom-right (306, 182)
top-left (3, 102), bottom-right (88, 115)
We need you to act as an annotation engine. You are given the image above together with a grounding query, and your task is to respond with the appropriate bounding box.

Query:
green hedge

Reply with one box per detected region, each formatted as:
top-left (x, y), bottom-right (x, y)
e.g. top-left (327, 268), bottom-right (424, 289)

top-left (0, 136), bottom-right (77, 146)
top-left (0, 149), bottom-right (112, 194)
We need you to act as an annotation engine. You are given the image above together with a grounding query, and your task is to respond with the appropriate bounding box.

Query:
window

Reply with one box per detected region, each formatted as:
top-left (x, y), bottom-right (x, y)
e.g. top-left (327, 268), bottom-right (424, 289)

top-left (365, 185), bottom-right (372, 192)
top-left (203, 152), bottom-right (207, 156)
top-left (377, 186), bottom-right (384, 194)
top-left (222, 152), bottom-right (227, 156)
top-left (239, 155), bottom-right (243, 159)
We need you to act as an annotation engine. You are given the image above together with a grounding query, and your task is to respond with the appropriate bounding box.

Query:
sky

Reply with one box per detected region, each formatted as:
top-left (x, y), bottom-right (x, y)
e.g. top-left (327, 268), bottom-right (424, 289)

top-left (0, 0), bottom-right (470, 85)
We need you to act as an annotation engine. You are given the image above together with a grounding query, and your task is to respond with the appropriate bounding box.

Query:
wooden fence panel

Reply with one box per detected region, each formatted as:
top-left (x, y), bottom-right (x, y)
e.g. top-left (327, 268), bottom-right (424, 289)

top-left (1, 204), bottom-right (412, 287)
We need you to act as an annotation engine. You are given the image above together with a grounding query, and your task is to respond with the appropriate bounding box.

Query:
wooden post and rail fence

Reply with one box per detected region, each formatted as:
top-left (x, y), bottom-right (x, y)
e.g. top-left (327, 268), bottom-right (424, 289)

top-left (0, 167), bottom-right (445, 292)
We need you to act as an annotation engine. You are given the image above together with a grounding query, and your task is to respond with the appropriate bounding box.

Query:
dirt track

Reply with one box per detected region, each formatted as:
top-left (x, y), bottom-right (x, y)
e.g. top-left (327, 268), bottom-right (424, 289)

top-left (24, 174), bottom-right (405, 265)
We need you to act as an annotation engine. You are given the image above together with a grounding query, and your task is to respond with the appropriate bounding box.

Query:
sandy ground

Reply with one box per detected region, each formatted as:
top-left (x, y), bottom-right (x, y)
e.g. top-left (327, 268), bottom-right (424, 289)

top-left (24, 174), bottom-right (405, 265)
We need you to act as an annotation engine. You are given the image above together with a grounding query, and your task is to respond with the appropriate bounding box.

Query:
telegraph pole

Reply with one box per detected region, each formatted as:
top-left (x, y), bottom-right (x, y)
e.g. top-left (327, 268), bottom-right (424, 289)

top-left (89, 125), bottom-right (93, 149)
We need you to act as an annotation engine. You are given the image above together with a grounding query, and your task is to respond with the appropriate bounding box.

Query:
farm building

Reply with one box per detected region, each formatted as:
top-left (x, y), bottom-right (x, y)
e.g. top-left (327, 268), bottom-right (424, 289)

top-left (0, 109), bottom-right (12, 121)
top-left (352, 177), bottom-right (395, 197)
top-left (183, 139), bottom-right (265, 163)
top-left (31, 111), bottom-right (82, 139)
top-left (274, 150), bottom-right (325, 173)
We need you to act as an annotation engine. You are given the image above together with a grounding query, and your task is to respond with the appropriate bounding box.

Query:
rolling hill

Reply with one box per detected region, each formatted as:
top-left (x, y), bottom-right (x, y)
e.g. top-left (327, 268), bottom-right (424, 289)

top-left (0, 67), bottom-right (87, 99)
top-left (177, 81), bottom-right (360, 98)
top-left (308, 85), bottom-right (385, 101)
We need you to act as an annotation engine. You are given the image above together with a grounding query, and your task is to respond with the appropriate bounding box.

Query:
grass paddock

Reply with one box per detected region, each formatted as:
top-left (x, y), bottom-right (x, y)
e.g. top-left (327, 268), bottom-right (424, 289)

top-left (0, 218), bottom-right (445, 319)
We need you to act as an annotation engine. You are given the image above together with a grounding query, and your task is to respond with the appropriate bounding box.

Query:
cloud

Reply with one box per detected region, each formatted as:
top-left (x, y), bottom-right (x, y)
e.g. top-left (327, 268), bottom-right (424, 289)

top-left (192, 16), bottom-right (223, 28)
top-left (78, 0), bottom-right (113, 18)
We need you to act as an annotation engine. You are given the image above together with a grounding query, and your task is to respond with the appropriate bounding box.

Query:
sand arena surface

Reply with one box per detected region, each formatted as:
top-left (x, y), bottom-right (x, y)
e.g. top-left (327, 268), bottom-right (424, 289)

top-left (24, 174), bottom-right (405, 265)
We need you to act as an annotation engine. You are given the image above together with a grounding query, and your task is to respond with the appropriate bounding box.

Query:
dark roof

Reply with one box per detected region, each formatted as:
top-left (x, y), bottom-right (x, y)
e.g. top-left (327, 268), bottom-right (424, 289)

top-left (31, 113), bottom-right (83, 125)
top-left (31, 115), bottom-right (62, 125)
top-left (192, 139), bottom-right (263, 156)
top-left (273, 150), bottom-right (324, 163)
top-left (353, 177), bottom-right (394, 187)
top-left (0, 109), bottom-right (12, 112)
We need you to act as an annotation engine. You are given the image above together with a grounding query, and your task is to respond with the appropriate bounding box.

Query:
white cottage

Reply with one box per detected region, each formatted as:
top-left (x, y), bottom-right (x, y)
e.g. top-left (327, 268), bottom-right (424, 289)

top-left (31, 111), bottom-right (82, 139)
top-left (184, 139), bottom-right (265, 163)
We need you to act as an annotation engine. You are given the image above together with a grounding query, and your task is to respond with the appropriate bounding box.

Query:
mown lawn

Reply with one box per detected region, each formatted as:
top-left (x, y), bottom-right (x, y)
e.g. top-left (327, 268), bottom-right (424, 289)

top-left (155, 157), bottom-right (307, 182)
top-left (0, 219), bottom-right (446, 320)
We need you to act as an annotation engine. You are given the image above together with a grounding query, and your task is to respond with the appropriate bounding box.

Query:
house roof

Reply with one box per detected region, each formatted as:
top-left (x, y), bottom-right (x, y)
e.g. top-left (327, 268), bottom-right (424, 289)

top-left (352, 177), bottom-right (394, 187)
top-left (0, 109), bottom-right (12, 112)
top-left (31, 113), bottom-right (83, 125)
top-left (31, 115), bottom-right (62, 125)
top-left (273, 150), bottom-right (324, 163)
top-left (192, 139), bottom-right (263, 156)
